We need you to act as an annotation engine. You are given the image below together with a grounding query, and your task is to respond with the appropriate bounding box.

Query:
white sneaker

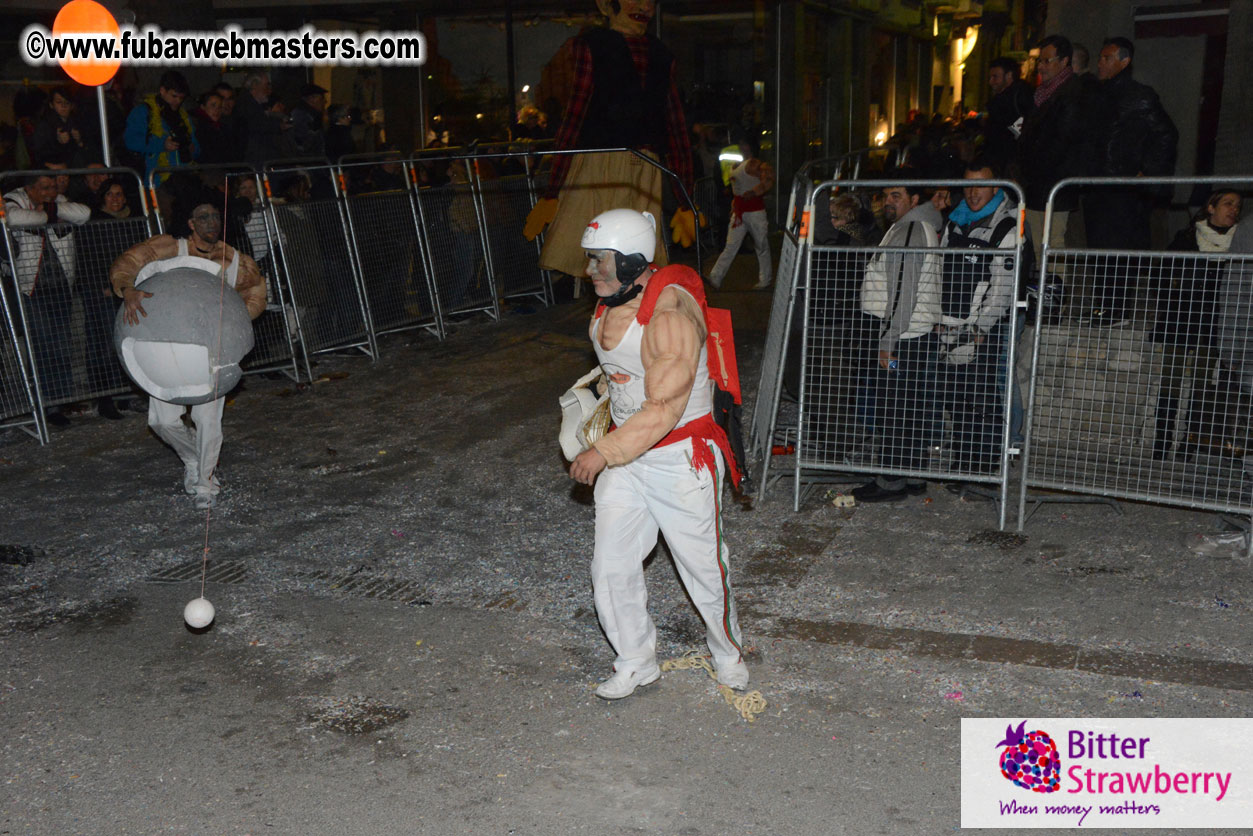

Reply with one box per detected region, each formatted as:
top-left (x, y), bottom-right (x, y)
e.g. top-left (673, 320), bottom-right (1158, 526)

top-left (753, 279), bottom-right (772, 290)
top-left (705, 273), bottom-right (722, 290)
top-left (1184, 529), bottom-right (1249, 558)
top-left (193, 491), bottom-right (217, 511)
top-left (716, 659), bottom-right (750, 690)
top-left (184, 465), bottom-right (221, 497)
top-left (594, 663), bottom-right (661, 700)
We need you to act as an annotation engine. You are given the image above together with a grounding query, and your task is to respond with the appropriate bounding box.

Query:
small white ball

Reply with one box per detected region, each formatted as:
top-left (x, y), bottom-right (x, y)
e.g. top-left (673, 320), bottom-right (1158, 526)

top-left (183, 597), bottom-right (215, 629)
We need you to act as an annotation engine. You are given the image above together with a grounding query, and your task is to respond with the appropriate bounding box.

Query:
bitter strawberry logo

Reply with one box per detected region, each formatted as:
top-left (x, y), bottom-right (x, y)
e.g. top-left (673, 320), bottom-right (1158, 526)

top-left (996, 720), bottom-right (1061, 793)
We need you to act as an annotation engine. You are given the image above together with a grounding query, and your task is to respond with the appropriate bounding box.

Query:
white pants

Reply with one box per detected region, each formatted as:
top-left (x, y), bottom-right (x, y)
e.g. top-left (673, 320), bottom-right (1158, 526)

top-left (591, 440), bottom-right (744, 673)
top-left (709, 209), bottom-right (772, 287)
top-left (148, 396), bottom-right (225, 496)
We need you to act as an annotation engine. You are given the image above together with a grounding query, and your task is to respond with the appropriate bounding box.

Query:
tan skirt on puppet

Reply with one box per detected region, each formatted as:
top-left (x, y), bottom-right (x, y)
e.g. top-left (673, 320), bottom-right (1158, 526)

top-left (539, 150), bottom-right (669, 277)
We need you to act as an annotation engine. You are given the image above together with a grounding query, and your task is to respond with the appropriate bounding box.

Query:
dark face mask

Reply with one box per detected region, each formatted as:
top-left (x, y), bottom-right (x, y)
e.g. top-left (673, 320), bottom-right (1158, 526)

top-left (190, 211), bottom-right (222, 244)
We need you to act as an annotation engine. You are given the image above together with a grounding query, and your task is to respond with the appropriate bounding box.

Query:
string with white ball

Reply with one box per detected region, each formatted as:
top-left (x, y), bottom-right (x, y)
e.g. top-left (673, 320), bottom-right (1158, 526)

top-left (186, 171), bottom-right (237, 628)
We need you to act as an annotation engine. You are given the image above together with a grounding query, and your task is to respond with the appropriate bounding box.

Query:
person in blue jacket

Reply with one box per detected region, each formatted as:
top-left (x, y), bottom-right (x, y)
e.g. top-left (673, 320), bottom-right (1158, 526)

top-left (124, 71), bottom-right (199, 185)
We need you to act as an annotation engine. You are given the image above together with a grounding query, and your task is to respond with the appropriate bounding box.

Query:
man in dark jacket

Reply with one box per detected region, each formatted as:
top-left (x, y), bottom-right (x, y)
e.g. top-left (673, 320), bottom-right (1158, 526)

top-left (236, 72), bottom-right (284, 168)
top-left (1018, 35), bottom-right (1087, 272)
top-left (289, 83), bottom-right (327, 158)
top-left (984, 57), bottom-right (1034, 175)
top-left (1081, 36), bottom-right (1178, 326)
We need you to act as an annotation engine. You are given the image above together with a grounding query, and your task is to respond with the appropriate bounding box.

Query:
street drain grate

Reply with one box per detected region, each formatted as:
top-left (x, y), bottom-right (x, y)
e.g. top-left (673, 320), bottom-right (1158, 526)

top-left (145, 559), bottom-right (249, 585)
top-left (295, 568), bottom-right (428, 604)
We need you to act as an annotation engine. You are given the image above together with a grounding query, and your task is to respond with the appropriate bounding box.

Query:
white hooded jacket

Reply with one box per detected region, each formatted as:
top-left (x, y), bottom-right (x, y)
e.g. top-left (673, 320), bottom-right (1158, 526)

top-left (3, 187), bottom-right (91, 295)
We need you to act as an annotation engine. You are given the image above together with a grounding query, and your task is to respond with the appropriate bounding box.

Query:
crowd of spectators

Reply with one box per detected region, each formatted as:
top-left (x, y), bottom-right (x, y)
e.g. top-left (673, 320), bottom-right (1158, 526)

top-left (790, 33), bottom-right (1250, 518)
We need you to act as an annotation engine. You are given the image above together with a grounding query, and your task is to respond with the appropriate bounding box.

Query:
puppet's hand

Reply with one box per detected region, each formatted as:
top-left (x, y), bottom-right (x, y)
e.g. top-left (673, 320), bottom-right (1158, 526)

top-left (670, 207), bottom-right (697, 248)
top-left (524, 198), bottom-right (558, 240)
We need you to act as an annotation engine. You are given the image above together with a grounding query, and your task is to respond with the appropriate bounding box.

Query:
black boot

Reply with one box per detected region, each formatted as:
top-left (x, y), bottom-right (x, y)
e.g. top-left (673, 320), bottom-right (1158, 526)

top-left (97, 397), bottom-right (124, 420)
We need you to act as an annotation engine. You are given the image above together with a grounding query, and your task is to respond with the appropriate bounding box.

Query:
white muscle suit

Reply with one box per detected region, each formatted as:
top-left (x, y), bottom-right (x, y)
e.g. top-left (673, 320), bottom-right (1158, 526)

top-left (588, 274), bottom-right (744, 677)
top-left (111, 235), bottom-right (266, 506)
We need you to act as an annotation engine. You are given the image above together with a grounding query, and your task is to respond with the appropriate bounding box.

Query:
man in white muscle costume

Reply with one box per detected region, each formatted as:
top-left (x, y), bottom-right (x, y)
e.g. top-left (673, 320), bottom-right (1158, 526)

top-left (568, 208), bottom-right (747, 700)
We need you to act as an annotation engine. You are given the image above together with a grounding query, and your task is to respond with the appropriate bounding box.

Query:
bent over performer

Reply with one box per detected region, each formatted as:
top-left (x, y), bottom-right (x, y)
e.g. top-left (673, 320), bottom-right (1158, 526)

top-left (110, 201), bottom-right (266, 509)
top-left (568, 208), bottom-right (747, 700)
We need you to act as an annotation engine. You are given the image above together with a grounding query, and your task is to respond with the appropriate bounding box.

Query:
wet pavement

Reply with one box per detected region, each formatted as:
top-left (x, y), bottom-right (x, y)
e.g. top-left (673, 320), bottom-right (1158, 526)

top-left (1, 258), bottom-right (1250, 834)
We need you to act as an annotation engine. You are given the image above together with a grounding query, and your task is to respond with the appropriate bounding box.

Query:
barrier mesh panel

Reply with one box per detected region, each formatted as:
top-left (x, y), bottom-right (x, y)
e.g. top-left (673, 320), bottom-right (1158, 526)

top-left (345, 190), bottom-right (436, 334)
top-left (416, 184), bottom-right (495, 315)
top-left (269, 200), bottom-right (369, 354)
top-left (4, 217), bottom-right (150, 410)
top-left (478, 174), bottom-right (547, 301)
top-left (1025, 249), bottom-right (1253, 511)
top-left (0, 295), bottom-right (36, 427)
top-left (749, 229), bottom-right (798, 464)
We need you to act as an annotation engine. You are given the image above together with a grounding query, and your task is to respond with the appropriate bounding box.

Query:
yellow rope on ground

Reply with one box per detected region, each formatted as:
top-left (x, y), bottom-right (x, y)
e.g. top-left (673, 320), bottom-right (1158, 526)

top-left (661, 649), bottom-right (768, 723)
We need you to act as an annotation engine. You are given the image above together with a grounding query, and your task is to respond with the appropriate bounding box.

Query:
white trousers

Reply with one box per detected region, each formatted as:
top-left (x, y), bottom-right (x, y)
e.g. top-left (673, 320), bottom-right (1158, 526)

top-left (592, 440), bottom-right (744, 673)
top-left (709, 209), bottom-right (772, 287)
top-left (148, 396), bottom-right (225, 496)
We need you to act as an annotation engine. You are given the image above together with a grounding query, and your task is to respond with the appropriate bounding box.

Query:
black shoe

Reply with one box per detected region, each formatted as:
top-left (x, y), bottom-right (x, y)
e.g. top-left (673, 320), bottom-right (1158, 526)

top-left (45, 410), bottom-right (70, 428)
top-left (905, 481), bottom-right (928, 495)
top-left (97, 397), bottom-right (124, 420)
top-left (851, 480), bottom-right (911, 503)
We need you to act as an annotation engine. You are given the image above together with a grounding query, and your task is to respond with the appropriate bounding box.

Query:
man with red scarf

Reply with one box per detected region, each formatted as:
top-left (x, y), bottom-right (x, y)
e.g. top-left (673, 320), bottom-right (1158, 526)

top-left (524, 0), bottom-right (697, 279)
top-left (1018, 34), bottom-right (1088, 271)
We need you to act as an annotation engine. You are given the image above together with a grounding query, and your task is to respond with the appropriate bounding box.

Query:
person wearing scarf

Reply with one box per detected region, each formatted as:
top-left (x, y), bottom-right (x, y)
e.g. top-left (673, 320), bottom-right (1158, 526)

top-left (936, 159), bottom-right (1022, 478)
top-left (1018, 35), bottom-right (1088, 273)
top-left (1150, 189), bottom-right (1242, 461)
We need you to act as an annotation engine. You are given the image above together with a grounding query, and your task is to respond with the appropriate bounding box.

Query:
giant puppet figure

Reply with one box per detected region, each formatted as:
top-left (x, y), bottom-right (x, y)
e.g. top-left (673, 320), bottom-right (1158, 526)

top-left (524, 0), bottom-right (698, 277)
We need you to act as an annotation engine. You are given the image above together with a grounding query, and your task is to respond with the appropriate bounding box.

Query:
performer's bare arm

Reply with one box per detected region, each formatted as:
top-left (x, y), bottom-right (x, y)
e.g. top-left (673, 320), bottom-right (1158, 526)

top-left (110, 235), bottom-right (179, 325)
top-left (572, 288), bottom-right (705, 484)
top-left (235, 253), bottom-right (268, 320)
top-left (748, 160), bottom-right (775, 195)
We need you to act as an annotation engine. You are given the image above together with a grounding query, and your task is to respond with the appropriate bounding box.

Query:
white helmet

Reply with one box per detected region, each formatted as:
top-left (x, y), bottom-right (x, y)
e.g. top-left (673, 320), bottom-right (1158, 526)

top-left (581, 209), bottom-right (656, 263)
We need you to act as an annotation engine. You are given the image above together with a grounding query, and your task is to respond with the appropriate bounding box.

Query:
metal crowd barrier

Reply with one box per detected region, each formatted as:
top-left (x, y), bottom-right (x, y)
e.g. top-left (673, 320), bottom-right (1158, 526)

top-left (1, 166), bottom-right (153, 442)
top-left (0, 263), bottom-right (40, 441)
top-left (264, 161), bottom-right (377, 362)
top-left (1018, 176), bottom-right (1253, 544)
top-left (471, 141), bottom-right (552, 307)
top-left (0, 147), bottom-right (699, 446)
top-left (748, 222), bottom-right (802, 497)
top-left (148, 163), bottom-right (302, 383)
top-left (754, 177), bottom-right (1028, 530)
top-left (753, 159), bottom-right (874, 495)
top-left (336, 154), bottom-right (441, 341)
top-left (411, 145), bottom-right (501, 323)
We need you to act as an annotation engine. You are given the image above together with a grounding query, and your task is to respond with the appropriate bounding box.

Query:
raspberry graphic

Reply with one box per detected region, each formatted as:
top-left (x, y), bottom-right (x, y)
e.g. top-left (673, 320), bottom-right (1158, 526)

top-left (996, 720), bottom-right (1061, 793)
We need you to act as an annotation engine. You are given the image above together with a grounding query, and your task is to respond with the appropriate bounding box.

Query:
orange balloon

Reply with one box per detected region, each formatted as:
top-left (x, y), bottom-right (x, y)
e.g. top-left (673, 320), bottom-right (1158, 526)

top-left (52, 0), bottom-right (121, 87)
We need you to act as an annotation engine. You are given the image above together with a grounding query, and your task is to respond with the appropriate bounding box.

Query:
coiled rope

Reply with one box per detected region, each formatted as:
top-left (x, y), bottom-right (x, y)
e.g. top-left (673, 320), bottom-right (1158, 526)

top-left (661, 649), bottom-right (767, 723)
